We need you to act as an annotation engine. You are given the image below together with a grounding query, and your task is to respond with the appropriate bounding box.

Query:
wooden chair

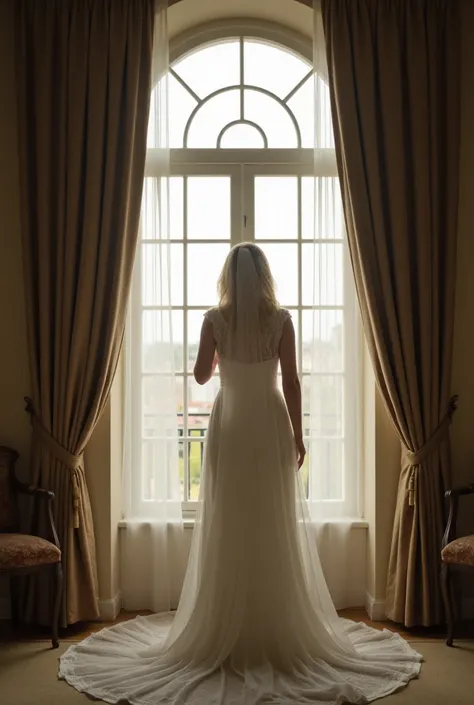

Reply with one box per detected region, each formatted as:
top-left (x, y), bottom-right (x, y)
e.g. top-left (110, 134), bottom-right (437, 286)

top-left (441, 482), bottom-right (474, 646)
top-left (0, 446), bottom-right (63, 648)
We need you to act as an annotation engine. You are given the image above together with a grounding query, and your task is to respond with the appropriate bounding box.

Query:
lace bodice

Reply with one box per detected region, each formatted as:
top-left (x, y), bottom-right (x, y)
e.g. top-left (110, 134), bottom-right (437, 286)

top-left (204, 307), bottom-right (292, 363)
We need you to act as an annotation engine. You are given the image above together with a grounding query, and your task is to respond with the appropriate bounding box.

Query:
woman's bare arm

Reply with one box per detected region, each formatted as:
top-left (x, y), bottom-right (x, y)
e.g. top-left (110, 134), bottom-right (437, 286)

top-left (280, 317), bottom-right (305, 468)
top-left (194, 317), bottom-right (218, 385)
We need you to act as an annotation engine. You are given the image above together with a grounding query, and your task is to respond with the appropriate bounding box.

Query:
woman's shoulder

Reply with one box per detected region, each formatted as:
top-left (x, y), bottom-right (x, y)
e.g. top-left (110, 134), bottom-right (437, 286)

top-left (277, 307), bottom-right (292, 324)
top-left (204, 307), bottom-right (227, 325)
top-left (204, 307), bottom-right (217, 320)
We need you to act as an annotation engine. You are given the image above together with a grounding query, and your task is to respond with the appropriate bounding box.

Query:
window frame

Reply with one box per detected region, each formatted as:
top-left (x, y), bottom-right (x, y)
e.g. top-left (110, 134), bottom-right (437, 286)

top-left (131, 21), bottom-right (362, 519)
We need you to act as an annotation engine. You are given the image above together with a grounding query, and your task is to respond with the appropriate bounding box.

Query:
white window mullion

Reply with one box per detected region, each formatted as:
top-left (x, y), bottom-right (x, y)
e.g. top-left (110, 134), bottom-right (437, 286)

top-left (297, 176), bottom-right (303, 377)
top-left (182, 175), bottom-right (190, 503)
top-left (232, 166), bottom-right (244, 246)
top-left (242, 166), bottom-right (255, 243)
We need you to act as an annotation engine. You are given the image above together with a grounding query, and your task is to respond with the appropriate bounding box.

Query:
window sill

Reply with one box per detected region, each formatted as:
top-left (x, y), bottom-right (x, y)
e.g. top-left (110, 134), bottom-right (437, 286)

top-left (118, 518), bottom-right (369, 531)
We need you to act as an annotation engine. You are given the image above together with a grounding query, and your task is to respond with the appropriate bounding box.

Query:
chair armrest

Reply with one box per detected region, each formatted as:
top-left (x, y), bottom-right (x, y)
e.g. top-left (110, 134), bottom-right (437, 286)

top-left (12, 475), bottom-right (60, 551)
top-left (445, 483), bottom-right (474, 499)
top-left (442, 484), bottom-right (474, 550)
top-left (15, 482), bottom-right (55, 502)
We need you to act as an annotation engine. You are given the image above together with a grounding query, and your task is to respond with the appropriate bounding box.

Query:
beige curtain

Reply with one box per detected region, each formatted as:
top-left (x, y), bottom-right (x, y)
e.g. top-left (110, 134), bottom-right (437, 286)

top-left (320, 0), bottom-right (461, 626)
top-left (15, 0), bottom-right (155, 626)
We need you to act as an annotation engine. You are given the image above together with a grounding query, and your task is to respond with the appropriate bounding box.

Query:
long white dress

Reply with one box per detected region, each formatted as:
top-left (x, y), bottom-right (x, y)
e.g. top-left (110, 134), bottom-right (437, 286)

top-left (59, 300), bottom-right (422, 704)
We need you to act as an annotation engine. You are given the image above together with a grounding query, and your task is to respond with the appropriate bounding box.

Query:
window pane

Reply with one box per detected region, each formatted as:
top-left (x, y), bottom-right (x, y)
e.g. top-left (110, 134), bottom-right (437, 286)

top-left (302, 177), bottom-right (344, 240)
top-left (254, 177), bottom-right (298, 239)
top-left (187, 309), bottom-right (207, 372)
top-left (141, 177), bottom-right (183, 241)
top-left (188, 376), bottom-right (220, 433)
top-left (302, 310), bottom-right (343, 373)
top-left (258, 243), bottom-right (298, 306)
top-left (173, 40), bottom-right (240, 99)
top-left (219, 122), bottom-right (265, 148)
top-left (142, 310), bottom-right (184, 373)
top-left (147, 77), bottom-right (168, 149)
top-left (142, 440), bottom-right (157, 500)
top-left (141, 178), bottom-right (154, 239)
top-left (188, 244), bottom-right (229, 306)
top-left (187, 90), bottom-right (240, 147)
top-left (244, 39), bottom-right (310, 99)
top-left (170, 177), bottom-right (184, 240)
top-left (309, 438), bottom-right (344, 501)
top-left (315, 76), bottom-right (335, 149)
top-left (299, 448), bottom-right (309, 499)
top-left (287, 75), bottom-right (314, 148)
top-left (168, 73), bottom-right (198, 148)
top-left (176, 375), bottom-right (185, 427)
top-left (178, 439), bottom-right (185, 501)
top-left (141, 177), bottom-right (168, 241)
top-left (187, 177), bottom-right (231, 240)
top-left (244, 90), bottom-right (298, 147)
top-left (285, 75), bottom-right (334, 149)
top-left (142, 376), bottom-right (182, 437)
top-left (188, 438), bottom-right (204, 500)
top-left (141, 243), bottom-right (183, 306)
top-left (302, 243), bottom-right (343, 306)
top-left (302, 374), bottom-right (344, 438)
top-left (141, 439), bottom-right (180, 501)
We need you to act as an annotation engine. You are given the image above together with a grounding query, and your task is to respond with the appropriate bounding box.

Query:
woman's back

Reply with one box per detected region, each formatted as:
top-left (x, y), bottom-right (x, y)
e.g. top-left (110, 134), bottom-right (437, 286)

top-left (204, 305), bottom-right (291, 364)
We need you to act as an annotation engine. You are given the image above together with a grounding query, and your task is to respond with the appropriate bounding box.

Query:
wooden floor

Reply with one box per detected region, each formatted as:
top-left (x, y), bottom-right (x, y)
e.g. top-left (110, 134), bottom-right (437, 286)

top-left (1, 607), bottom-right (472, 643)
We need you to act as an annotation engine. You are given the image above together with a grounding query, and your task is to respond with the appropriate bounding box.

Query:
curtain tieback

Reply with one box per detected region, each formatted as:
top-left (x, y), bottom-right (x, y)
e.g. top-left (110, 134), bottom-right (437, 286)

top-left (403, 394), bottom-right (459, 507)
top-left (24, 397), bottom-right (83, 528)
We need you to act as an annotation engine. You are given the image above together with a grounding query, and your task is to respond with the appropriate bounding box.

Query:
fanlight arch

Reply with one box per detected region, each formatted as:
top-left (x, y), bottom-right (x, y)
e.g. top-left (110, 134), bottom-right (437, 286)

top-left (148, 28), bottom-right (334, 150)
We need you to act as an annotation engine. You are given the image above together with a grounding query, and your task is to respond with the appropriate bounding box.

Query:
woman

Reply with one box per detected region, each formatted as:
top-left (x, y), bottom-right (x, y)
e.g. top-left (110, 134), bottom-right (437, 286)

top-left (60, 244), bottom-right (422, 704)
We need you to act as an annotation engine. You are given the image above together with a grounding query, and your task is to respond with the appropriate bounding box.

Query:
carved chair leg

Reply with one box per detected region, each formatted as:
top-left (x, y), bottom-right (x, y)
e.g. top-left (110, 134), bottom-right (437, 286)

top-left (51, 562), bottom-right (63, 649)
top-left (441, 562), bottom-right (454, 646)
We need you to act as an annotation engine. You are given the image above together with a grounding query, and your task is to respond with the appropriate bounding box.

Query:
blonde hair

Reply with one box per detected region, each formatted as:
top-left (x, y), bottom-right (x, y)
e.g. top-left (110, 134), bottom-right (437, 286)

top-left (217, 242), bottom-right (278, 314)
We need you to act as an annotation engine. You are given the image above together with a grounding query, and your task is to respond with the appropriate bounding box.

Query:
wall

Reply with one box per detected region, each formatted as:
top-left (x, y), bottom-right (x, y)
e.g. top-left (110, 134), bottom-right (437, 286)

top-left (167, 0), bottom-right (312, 38)
top-left (1, 0), bottom-right (473, 620)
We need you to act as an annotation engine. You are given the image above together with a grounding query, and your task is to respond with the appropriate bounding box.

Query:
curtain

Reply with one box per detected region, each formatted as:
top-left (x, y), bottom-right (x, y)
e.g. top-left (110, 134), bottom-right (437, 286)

top-left (15, 0), bottom-right (155, 626)
top-left (121, 3), bottom-right (186, 613)
top-left (320, 0), bottom-right (461, 626)
top-left (305, 4), bottom-right (363, 610)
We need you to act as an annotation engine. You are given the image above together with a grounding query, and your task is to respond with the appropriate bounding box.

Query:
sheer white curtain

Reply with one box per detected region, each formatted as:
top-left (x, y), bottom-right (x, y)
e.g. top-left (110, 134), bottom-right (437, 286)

top-left (307, 1), bottom-right (363, 608)
top-left (121, 0), bottom-right (185, 613)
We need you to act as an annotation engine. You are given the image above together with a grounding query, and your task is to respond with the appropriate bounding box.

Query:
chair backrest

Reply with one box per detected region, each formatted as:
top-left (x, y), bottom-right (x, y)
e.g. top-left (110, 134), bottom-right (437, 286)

top-left (0, 447), bottom-right (19, 533)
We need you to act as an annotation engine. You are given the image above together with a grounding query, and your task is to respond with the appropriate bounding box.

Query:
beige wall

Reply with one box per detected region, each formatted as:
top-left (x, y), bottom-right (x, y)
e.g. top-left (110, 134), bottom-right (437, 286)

top-left (167, 0), bottom-right (312, 38)
top-left (1, 0), bottom-right (473, 614)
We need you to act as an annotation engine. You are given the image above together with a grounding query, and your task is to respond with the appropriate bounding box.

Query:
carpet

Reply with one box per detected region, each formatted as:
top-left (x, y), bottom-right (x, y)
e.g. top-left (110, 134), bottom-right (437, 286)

top-left (0, 639), bottom-right (473, 705)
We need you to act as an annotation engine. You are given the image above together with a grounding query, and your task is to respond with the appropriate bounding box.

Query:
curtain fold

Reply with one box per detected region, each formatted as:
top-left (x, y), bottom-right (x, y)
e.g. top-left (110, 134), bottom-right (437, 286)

top-left (121, 2), bottom-right (186, 614)
top-left (319, 0), bottom-right (461, 626)
top-left (15, 0), bottom-right (155, 626)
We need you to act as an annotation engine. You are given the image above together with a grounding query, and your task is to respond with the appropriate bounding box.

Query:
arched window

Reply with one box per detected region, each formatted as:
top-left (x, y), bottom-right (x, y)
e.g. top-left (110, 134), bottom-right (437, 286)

top-left (137, 23), bottom-right (360, 517)
top-left (147, 31), bottom-right (334, 149)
